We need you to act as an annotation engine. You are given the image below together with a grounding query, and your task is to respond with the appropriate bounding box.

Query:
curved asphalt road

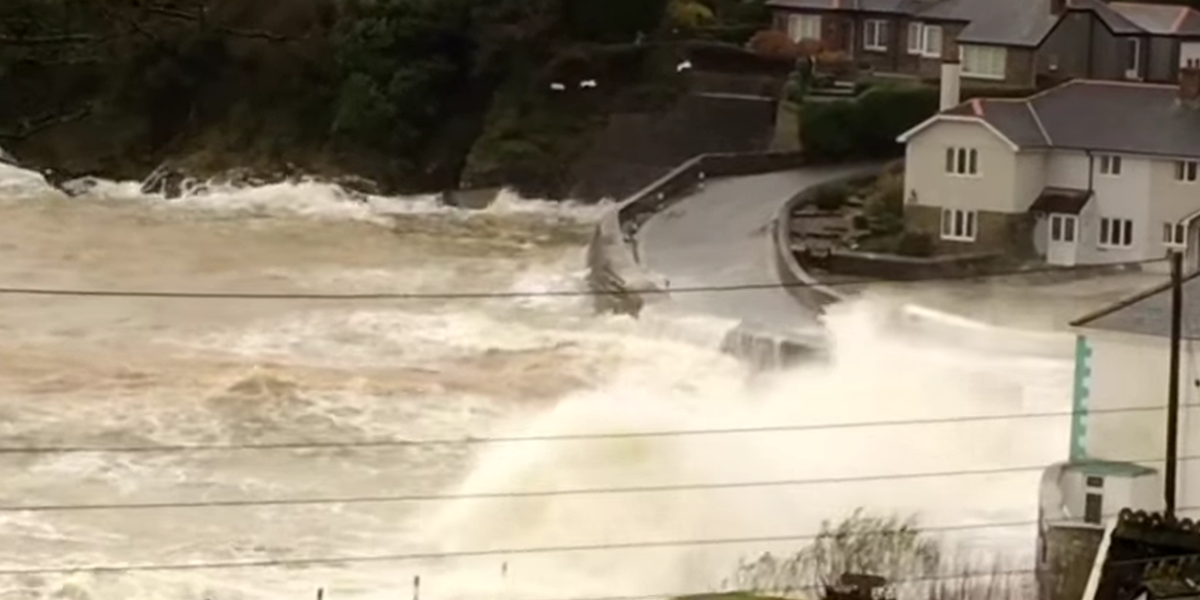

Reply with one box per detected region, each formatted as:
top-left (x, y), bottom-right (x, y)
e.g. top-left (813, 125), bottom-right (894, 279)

top-left (637, 166), bottom-right (874, 334)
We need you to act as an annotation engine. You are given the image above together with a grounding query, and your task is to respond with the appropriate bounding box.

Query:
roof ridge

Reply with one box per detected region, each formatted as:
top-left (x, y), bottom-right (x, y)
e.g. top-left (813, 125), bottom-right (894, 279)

top-left (1026, 101), bottom-right (1052, 146)
top-left (1171, 5), bottom-right (1191, 34)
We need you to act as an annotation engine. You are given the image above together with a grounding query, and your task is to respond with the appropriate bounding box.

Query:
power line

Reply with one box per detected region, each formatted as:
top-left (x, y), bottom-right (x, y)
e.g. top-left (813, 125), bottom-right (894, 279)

top-left (4, 506), bottom-right (1199, 576)
top-left (0, 259), bottom-right (1164, 301)
top-left (0, 514), bottom-right (1153, 576)
top-left (1, 453), bottom-right (1192, 514)
top-left (0, 400), bottom-right (1192, 456)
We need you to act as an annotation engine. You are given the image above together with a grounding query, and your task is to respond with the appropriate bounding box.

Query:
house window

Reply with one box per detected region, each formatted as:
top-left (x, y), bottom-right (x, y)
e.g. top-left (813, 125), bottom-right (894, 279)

top-left (907, 22), bottom-right (922, 54)
top-left (944, 146), bottom-right (979, 176)
top-left (922, 24), bottom-right (943, 57)
top-left (961, 45), bottom-right (1007, 80)
top-left (788, 14), bottom-right (822, 42)
top-left (941, 208), bottom-right (978, 241)
top-left (1050, 214), bottom-right (1077, 243)
top-left (1176, 160), bottom-right (1198, 182)
top-left (864, 19), bottom-right (888, 51)
top-left (908, 22), bottom-right (942, 57)
top-left (1086, 476), bottom-right (1104, 488)
top-left (1125, 37), bottom-right (1141, 79)
top-left (1164, 222), bottom-right (1187, 247)
top-left (1099, 217), bottom-right (1134, 247)
top-left (1098, 154), bottom-right (1122, 176)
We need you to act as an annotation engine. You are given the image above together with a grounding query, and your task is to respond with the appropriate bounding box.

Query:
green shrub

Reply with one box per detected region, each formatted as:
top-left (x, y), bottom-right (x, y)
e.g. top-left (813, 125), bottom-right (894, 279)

top-left (811, 183), bottom-right (849, 211)
top-left (799, 84), bottom-right (938, 162)
top-left (896, 230), bottom-right (933, 257)
top-left (799, 84), bottom-right (1037, 163)
top-left (862, 172), bottom-right (904, 235)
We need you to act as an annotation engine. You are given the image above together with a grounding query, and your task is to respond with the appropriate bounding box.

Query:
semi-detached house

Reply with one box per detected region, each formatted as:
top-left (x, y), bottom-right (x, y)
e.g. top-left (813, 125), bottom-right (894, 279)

top-left (767, 0), bottom-right (1200, 88)
top-left (896, 65), bottom-right (1200, 272)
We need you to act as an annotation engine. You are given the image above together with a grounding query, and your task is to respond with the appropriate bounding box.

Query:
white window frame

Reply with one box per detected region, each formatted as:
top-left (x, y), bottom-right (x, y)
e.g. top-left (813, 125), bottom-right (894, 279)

top-left (1050, 214), bottom-right (1078, 244)
top-left (1125, 37), bottom-right (1141, 79)
top-left (788, 14), bottom-right (822, 42)
top-left (941, 208), bottom-right (978, 242)
top-left (921, 24), bottom-right (943, 58)
top-left (863, 19), bottom-right (888, 51)
top-left (907, 22), bottom-right (942, 57)
top-left (1176, 160), bottom-right (1198, 182)
top-left (960, 45), bottom-right (1007, 80)
top-left (1164, 222), bottom-right (1188, 247)
top-left (1099, 217), bottom-right (1134, 248)
top-left (1098, 154), bottom-right (1122, 176)
top-left (907, 22), bottom-right (922, 54)
top-left (944, 146), bottom-right (979, 176)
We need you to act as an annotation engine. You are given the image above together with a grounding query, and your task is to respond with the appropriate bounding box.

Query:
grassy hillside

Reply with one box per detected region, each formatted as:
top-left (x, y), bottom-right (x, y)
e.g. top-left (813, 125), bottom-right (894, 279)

top-left (0, 0), bottom-right (770, 196)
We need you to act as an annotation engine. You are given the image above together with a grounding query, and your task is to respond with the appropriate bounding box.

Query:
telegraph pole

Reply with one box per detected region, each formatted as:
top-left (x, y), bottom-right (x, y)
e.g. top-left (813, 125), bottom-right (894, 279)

top-left (1166, 250), bottom-right (1184, 517)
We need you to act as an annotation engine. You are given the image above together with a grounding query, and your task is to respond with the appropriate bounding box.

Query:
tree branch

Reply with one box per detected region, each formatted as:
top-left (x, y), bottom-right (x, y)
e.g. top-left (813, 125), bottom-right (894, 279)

top-left (0, 104), bottom-right (96, 141)
top-left (0, 33), bottom-right (98, 45)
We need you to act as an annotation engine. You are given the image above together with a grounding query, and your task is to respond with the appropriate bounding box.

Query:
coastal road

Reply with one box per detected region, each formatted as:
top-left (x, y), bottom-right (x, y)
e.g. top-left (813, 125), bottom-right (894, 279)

top-left (636, 166), bottom-right (874, 334)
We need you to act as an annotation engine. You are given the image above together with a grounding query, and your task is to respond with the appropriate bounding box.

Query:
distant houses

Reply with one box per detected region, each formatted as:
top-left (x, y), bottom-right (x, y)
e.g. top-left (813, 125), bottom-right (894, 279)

top-left (766, 0), bottom-right (1200, 87)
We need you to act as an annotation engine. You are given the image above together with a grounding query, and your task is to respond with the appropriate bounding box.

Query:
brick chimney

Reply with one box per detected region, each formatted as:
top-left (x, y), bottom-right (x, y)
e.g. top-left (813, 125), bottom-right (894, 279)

top-left (1181, 60), bottom-right (1200, 107)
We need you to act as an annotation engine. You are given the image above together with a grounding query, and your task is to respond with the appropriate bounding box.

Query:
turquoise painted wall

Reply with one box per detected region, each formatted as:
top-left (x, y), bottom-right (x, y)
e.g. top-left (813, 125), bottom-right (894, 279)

top-left (1070, 335), bottom-right (1092, 461)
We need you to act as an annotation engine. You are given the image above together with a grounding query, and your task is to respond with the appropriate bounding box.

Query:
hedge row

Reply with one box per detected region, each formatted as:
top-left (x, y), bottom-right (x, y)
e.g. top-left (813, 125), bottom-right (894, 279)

top-left (798, 84), bottom-right (1035, 162)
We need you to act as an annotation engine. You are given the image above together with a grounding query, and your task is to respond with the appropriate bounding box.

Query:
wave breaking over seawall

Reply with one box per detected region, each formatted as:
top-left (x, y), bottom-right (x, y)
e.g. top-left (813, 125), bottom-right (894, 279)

top-left (0, 163), bottom-right (1072, 600)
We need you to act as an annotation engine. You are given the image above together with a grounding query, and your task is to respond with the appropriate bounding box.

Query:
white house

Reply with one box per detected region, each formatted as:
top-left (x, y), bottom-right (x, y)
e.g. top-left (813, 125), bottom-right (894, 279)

top-left (897, 63), bottom-right (1200, 272)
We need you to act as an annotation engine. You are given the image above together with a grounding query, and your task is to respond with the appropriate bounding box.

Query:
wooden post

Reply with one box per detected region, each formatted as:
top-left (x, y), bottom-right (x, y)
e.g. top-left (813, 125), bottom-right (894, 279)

top-left (316, 588), bottom-right (324, 600)
top-left (1167, 250), bottom-right (1184, 517)
top-left (412, 575), bottom-right (421, 600)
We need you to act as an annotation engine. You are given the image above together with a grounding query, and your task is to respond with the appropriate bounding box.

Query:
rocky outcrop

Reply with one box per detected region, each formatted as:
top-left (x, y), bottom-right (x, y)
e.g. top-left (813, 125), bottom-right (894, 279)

top-left (0, 145), bottom-right (15, 167)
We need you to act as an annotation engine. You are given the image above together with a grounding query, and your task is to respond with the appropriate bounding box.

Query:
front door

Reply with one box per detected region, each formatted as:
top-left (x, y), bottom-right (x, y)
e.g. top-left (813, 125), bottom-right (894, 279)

top-left (1047, 214), bottom-right (1079, 266)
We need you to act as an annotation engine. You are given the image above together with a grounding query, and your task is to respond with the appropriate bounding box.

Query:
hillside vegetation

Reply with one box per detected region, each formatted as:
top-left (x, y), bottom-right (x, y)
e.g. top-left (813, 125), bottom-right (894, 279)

top-left (0, 0), bottom-right (768, 196)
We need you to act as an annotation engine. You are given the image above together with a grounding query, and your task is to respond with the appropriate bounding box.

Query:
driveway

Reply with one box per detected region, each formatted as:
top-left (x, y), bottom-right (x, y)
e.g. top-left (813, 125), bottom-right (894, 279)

top-left (637, 166), bottom-right (874, 333)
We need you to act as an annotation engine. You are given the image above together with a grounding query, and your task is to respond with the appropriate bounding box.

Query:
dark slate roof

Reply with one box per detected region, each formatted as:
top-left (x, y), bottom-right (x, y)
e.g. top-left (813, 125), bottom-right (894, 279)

top-left (919, 0), bottom-right (1059, 45)
top-left (768, 0), bottom-right (1059, 45)
top-left (1071, 270), bottom-right (1200, 339)
top-left (765, 0), bottom-right (908, 13)
top-left (1029, 187), bottom-right (1092, 214)
top-left (1074, 0), bottom-right (1147, 34)
top-left (944, 98), bottom-right (1050, 146)
top-left (945, 81), bottom-right (1200, 158)
top-left (1110, 2), bottom-right (1200, 35)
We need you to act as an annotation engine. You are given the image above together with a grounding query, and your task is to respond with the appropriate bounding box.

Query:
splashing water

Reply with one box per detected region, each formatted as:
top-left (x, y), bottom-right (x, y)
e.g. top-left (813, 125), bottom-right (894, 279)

top-left (0, 163), bottom-right (1073, 600)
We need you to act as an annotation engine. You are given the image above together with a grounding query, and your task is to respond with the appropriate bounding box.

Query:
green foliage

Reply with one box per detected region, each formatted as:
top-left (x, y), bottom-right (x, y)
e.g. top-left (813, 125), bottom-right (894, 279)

top-left (896, 230), bottom-right (933, 257)
top-left (562, 0), bottom-right (670, 42)
top-left (862, 172), bottom-right (904, 235)
top-left (799, 84), bottom-right (1037, 162)
top-left (811, 183), bottom-right (850, 211)
top-left (799, 84), bottom-right (938, 162)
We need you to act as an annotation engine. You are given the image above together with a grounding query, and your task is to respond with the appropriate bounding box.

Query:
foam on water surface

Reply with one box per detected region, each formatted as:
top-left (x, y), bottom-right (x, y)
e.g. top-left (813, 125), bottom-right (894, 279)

top-left (0, 165), bottom-right (1078, 600)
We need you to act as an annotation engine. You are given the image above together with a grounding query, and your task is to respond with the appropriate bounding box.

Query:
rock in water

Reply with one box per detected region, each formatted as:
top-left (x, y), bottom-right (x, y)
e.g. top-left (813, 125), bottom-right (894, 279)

top-left (140, 164), bottom-right (189, 199)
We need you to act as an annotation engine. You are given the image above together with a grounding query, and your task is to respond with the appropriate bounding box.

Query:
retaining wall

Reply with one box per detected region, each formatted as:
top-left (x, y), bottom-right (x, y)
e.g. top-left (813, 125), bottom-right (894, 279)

top-left (770, 171), bottom-right (882, 312)
top-left (587, 150), bottom-right (805, 316)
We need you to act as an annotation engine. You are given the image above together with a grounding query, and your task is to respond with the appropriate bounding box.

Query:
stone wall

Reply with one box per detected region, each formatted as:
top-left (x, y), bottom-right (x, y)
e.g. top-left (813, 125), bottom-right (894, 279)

top-left (587, 151), bottom-right (806, 316)
top-left (812, 248), bottom-right (1002, 281)
top-left (1038, 523), bottom-right (1105, 600)
top-left (905, 204), bottom-right (1036, 258)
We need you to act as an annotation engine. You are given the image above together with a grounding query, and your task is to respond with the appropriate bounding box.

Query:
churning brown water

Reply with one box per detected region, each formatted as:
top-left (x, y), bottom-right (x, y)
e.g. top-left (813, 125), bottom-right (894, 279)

top-left (0, 164), bottom-right (1074, 600)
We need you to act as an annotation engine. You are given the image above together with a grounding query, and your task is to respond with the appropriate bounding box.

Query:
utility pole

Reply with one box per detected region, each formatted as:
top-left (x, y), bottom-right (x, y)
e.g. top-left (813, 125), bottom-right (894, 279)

top-left (1166, 250), bottom-right (1184, 517)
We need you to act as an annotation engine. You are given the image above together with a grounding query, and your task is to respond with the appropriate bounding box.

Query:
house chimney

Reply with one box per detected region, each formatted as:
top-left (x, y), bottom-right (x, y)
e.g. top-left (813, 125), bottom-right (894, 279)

top-left (940, 59), bottom-right (962, 111)
top-left (1181, 60), bottom-right (1200, 107)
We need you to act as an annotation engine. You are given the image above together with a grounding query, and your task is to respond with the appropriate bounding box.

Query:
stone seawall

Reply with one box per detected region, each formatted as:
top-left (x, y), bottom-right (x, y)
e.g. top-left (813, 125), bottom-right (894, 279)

top-left (770, 169), bottom-right (882, 313)
top-left (586, 151), bottom-right (805, 316)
